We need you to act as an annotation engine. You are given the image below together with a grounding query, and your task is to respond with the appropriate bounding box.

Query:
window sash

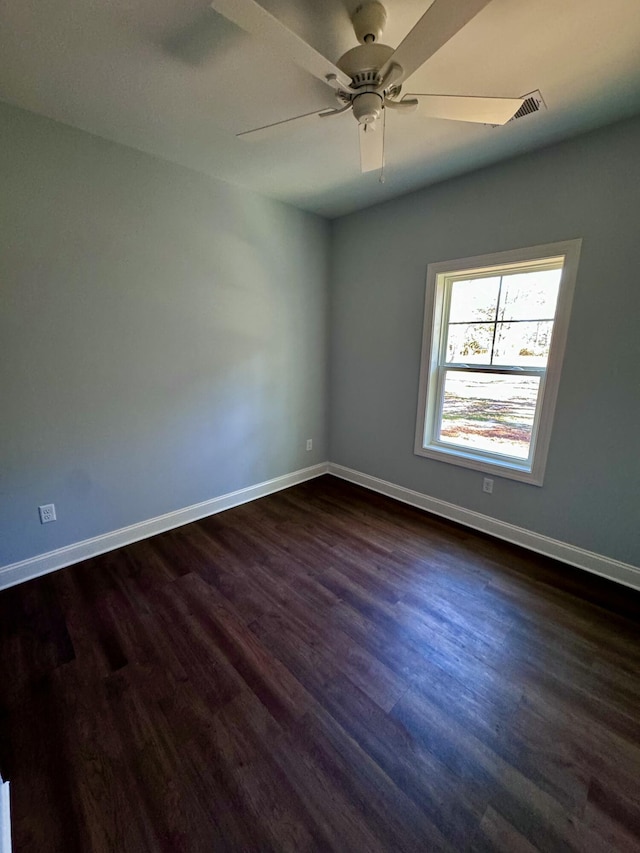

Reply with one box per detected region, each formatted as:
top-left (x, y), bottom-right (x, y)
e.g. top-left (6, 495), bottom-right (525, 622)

top-left (430, 365), bottom-right (547, 467)
top-left (439, 266), bottom-right (561, 369)
top-left (438, 364), bottom-right (544, 376)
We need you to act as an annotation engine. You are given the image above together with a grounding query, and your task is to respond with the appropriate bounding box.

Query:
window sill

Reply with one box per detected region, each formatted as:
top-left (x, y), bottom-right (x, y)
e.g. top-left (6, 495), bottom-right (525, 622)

top-left (414, 443), bottom-right (544, 486)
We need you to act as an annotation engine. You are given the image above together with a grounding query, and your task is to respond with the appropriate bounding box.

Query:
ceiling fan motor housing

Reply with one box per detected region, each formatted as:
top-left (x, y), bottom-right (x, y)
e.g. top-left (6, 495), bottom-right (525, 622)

top-left (335, 41), bottom-right (397, 119)
top-left (336, 42), bottom-right (394, 88)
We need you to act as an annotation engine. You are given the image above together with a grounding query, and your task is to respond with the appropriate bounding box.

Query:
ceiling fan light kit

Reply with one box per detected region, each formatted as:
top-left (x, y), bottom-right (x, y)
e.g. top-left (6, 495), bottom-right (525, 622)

top-left (351, 91), bottom-right (383, 126)
top-left (210, 0), bottom-right (531, 175)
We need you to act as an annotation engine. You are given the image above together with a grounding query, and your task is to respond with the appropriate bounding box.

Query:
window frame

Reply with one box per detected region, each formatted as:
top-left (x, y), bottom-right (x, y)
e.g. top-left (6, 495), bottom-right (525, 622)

top-left (414, 240), bottom-right (582, 486)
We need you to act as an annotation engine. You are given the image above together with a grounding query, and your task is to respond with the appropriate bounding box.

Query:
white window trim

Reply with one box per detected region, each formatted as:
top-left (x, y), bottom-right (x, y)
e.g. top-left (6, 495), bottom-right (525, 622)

top-left (414, 239), bottom-right (582, 486)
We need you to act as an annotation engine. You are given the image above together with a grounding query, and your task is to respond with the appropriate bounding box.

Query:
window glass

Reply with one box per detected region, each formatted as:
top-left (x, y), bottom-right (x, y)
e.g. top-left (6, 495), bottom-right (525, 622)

top-left (448, 277), bottom-right (500, 323)
top-left (439, 371), bottom-right (541, 460)
top-left (498, 270), bottom-right (561, 321)
top-left (445, 323), bottom-right (494, 363)
top-left (493, 321), bottom-right (554, 366)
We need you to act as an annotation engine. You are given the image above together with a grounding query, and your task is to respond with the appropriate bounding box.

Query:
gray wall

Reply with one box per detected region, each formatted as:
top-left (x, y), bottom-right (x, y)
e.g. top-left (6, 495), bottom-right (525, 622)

top-left (0, 102), bottom-right (329, 566)
top-left (3, 100), bottom-right (639, 573)
top-left (329, 116), bottom-right (640, 567)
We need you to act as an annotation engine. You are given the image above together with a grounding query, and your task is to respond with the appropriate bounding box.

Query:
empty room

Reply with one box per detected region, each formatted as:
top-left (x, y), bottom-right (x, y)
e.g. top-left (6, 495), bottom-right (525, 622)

top-left (1, 0), bottom-right (640, 850)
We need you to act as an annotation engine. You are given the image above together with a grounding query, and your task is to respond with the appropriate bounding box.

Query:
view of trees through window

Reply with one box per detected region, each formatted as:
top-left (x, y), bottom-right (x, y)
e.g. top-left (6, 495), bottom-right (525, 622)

top-left (438, 268), bottom-right (562, 459)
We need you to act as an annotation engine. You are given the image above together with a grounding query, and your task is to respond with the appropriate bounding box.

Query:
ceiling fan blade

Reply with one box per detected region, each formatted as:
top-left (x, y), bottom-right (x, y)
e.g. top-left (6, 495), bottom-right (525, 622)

top-left (210, 0), bottom-right (353, 91)
top-left (359, 114), bottom-right (385, 174)
top-left (381, 0), bottom-right (492, 85)
top-left (406, 94), bottom-right (524, 124)
top-left (237, 108), bottom-right (336, 140)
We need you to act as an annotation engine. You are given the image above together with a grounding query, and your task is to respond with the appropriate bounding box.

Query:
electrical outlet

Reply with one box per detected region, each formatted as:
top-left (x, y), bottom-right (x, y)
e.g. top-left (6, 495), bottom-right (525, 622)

top-left (38, 503), bottom-right (57, 524)
top-left (482, 478), bottom-right (494, 495)
top-left (306, 439), bottom-right (313, 451)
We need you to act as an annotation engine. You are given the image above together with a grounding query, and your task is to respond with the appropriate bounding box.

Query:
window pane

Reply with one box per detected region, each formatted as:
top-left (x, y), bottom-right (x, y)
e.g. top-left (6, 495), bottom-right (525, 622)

top-left (445, 323), bottom-right (494, 364)
top-left (448, 277), bottom-right (500, 323)
top-left (498, 269), bottom-right (561, 321)
top-left (493, 321), bottom-right (554, 366)
top-left (439, 370), bottom-right (541, 459)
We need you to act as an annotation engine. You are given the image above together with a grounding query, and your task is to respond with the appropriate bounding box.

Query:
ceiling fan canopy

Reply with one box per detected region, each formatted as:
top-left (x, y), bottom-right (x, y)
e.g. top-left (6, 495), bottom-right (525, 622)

top-left (209, 0), bottom-right (527, 174)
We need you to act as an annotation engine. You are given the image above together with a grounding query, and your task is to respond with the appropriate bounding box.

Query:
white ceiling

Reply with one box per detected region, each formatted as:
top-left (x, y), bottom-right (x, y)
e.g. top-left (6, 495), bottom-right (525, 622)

top-left (1, 0), bottom-right (640, 217)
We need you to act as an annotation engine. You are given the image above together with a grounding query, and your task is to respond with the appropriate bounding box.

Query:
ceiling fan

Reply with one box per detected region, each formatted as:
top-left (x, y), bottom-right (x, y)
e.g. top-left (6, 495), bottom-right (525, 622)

top-left (210, 0), bottom-right (526, 174)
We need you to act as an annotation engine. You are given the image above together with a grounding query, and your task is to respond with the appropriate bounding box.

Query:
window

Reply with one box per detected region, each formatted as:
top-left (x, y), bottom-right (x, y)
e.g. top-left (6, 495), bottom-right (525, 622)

top-left (414, 240), bottom-right (581, 485)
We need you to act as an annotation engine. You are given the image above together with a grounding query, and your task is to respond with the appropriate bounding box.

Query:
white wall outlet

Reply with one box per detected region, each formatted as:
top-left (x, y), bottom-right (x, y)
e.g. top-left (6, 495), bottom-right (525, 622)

top-left (38, 503), bottom-right (57, 524)
top-left (306, 439), bottom-right (313, 451)
top-left (482, 478), bottom-right (494, 494)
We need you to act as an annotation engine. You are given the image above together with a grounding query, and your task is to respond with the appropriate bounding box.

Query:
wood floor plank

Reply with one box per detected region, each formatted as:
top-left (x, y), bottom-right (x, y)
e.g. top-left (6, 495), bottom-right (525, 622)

top-left (279, 706), bottom-right (457, 852)
top-left (1, 475), bottom-right (639, 851)
top-left (392, 686), bottom-right (591, 852)
top-left (470, 806), bottom-right (540, 853)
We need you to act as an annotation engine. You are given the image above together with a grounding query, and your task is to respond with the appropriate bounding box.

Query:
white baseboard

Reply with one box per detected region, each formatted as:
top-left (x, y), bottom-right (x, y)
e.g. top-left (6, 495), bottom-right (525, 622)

top-left (2, 460), bottom-right (638, 594)
top-left (328, 463), bottom-right (640, 592)
top-left (0, 463), bottom-right (329, 591)
top-left (0, 778), bottom-right (10, 853)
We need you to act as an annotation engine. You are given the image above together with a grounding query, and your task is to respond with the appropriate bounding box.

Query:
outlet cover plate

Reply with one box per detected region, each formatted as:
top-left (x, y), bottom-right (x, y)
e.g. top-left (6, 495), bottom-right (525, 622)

top-left (39, 504), bottom-right (57, 524)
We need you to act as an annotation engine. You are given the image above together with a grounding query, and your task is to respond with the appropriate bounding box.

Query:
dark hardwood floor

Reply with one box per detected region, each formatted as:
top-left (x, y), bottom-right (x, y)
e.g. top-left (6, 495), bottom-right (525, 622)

top-left (1, 475), bottom-right (639, 852)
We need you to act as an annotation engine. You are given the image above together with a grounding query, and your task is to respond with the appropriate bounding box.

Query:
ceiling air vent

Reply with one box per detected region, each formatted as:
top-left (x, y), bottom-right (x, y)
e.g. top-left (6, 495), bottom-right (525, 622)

top-left (487, 90), bottom-right (546, 128)
top-left (507, 89), bottom-right (546, 123)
